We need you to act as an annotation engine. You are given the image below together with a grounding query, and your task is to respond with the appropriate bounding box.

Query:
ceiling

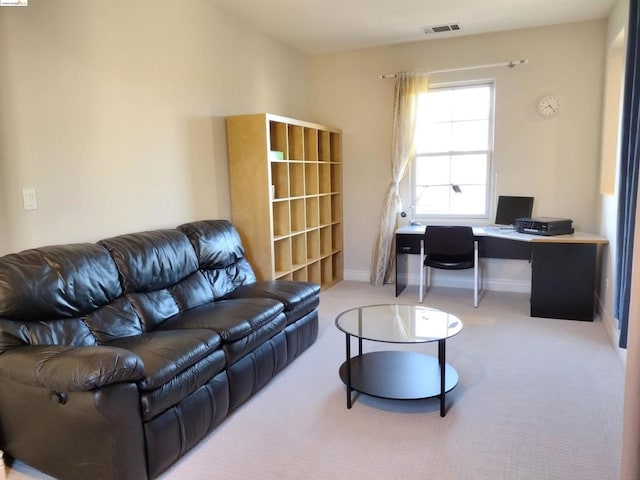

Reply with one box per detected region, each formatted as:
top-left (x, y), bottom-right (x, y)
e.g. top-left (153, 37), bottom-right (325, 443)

top-left (211, 0), bottom-right (616, 55)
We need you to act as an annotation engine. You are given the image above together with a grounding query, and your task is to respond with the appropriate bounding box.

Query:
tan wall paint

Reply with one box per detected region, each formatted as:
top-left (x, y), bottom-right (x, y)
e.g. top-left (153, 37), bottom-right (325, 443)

top-left (0, 0), bottom-right (309, 254)
top-left (598, 0), bottom-right (629, 357)
top-left (0, 3), bottom-right (612, 291)
top-left (600, 36), bottom-right (625, 196)
top-left (309, 20), bottom-right (607, 282)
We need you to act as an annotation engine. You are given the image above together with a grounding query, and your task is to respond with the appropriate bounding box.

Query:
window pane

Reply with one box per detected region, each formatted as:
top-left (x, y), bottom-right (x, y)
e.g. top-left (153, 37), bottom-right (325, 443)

top-left (451, 154), bottom-right (487, 185)
top-left (452, 86), bottom-right (490, 120)
top-left (450, 185), bottom-right (486, 215)
top-left (412, 81), bottom-right (493, 217)
top-left (417, 122), bottom-right (452, 153)
top-left (415, 155), bottom-right (450, 186)
top-left (415, 155), bottom-right (487, 216)
top-left (416, 186), bottom-right (451, 215)
top-left (419, 91), bottom-right (452, 122)
top-left (451, 120), bottom-right (489, 151)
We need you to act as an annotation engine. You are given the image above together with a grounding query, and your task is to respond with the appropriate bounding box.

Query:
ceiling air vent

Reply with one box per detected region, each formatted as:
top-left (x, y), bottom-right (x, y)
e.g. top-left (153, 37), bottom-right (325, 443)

top-left (422, 23), bottom-right (461, 34)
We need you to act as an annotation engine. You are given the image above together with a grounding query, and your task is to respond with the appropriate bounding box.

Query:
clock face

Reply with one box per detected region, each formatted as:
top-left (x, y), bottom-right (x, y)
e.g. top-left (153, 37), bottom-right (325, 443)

top-left (537, 95), bottom-right (561, 116)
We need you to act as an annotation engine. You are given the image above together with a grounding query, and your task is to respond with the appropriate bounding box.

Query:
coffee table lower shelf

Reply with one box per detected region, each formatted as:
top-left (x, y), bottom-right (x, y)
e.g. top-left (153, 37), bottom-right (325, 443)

top-left (339, 350), bottom-right (458, 404)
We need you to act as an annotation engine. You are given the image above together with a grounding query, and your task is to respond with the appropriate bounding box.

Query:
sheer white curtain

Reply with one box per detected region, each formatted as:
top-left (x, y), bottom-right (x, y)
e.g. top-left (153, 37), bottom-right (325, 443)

top-left (370, 73), bottom-right (429, 286)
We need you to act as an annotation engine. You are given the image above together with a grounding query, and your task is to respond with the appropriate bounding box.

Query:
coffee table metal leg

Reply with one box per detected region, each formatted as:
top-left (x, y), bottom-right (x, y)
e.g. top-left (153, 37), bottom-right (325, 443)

top-left (345, 333), bottom-right (352, 409)
top-left (438, 339), bottom-right (446, 417)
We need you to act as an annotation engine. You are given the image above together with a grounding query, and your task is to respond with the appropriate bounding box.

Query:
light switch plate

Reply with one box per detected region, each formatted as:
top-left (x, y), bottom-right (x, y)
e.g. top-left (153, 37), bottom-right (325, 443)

top-left (22, 188), bottom-right (37, 210)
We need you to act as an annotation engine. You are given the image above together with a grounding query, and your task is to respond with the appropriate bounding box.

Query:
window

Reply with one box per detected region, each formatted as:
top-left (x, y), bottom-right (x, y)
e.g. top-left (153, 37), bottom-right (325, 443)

top-left (412, 82), bottom-right (494, 219)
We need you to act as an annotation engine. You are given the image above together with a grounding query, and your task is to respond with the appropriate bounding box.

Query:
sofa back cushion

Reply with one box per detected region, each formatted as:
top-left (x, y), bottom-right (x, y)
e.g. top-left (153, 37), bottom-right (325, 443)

top-left (0, 220), bottom-right (259, 352)
top-left (178, 220), bottom-right (256, 298)
top-left (99, 229), bottom-right (215, 332)
top-left (0, 244), bottom-right (123, 352)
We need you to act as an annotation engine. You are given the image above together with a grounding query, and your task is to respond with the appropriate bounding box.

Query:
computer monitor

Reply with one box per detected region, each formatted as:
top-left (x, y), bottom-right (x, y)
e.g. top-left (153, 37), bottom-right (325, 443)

top-left (494, 195), bottom-right (534, 226)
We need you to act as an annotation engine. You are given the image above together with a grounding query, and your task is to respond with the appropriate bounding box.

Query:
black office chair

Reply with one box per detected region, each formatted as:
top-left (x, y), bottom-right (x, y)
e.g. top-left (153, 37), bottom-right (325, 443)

top-left (419, 226), bottom-right (481, 307)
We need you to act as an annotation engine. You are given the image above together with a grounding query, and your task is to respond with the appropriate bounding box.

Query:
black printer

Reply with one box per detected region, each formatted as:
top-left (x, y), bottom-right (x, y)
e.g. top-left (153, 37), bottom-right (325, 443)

top-left (515, 217), bottom-right (574, 236)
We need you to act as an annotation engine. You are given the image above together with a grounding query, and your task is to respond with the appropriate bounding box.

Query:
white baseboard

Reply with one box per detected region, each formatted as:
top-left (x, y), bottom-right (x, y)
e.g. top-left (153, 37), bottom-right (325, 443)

top-left (343, 269), bottom-right (530, 293)
top-left (596, 293), bottom-right (626, 365)
top-left (344, 269), bottom-right (370, 282)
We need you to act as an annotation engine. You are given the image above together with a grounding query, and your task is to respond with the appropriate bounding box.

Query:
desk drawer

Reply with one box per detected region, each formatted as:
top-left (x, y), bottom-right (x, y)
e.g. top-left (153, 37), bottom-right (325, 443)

top-left (397, 231), bottom-right (532, 259)
top-left (396, 234), bottom-right (421, 254)
top-left (480, 236), bottom-right (531, 260)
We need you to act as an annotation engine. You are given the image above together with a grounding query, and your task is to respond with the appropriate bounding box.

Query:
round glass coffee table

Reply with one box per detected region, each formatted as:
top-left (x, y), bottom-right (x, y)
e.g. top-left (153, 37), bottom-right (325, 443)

top-left (335, 304), bottom-right (463, 417)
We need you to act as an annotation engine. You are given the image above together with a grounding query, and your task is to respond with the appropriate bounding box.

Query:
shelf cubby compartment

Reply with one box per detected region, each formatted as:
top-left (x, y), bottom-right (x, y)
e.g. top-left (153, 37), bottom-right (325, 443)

top-left (304, 128), bottom-right (319, 161)
top-left (319, 195), bottom-right (332, 226)
top-left (330, 132), bottom-right (342, 163)
top-left (331, 193), bottom-right (342, 223)
top-left (318, 130), bottom-right (331, 162)
top-left (292, 266), bottom-right (308, 282)
top-left (288, 124), bottom-right (304, 161)
top-left (289, 162), bottom-right (305, 198)
top-left (332, 223), bottom-right (343, 251)
top-left (306, 229), bottom-right (320, 261)
top-left (274, 237), bottom-right (292, 276)
top-left (269, 121), bottom-right (288, 158)
top-left (321, 256), bottom-right (333, 288)
top-left (319, 163), bottom-right (331, 194)
top-left (330, 163), bottom-right (342, 193)
top-left (306, 196), bottom-right (319, 228)
top-left (275, 272), bottom-right (292, 281)
top-left (291, 233), bottom-right (307, 269)
top-left (332, 251), bottom-right (344, 282)
top-left (308, 260), bottom-right (321, 285)
top-left (290, 198), bottom-right (306, 233)
top-left (270, 162), bottom-right (289, 199)
top-left (272, 201), bottom-right (291, 237)
top-left (320, 225), bottom-right (332, 257)
top-left (304, 163), bottom-right (319, 195)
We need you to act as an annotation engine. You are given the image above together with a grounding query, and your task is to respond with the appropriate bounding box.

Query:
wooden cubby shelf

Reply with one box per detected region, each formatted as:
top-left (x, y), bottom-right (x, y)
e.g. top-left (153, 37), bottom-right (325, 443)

top-left (226, 113), bottom-right (343, 290)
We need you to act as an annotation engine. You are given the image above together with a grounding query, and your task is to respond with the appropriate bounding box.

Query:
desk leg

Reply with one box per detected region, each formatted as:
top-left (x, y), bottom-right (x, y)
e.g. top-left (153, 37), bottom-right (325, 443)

top-left (438, 339), bottom-right (446, 417)
top-left (396, 251), bottom-right (408, 297)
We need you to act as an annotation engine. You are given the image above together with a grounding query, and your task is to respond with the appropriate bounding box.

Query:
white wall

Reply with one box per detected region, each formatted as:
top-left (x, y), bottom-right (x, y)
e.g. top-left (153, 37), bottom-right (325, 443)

top-left (0, 0), bottom-right (309, 254)
top-left (599, 0), bottom-right (629, 352)
top-left (0, 3), bottom-right (615, 299)
top-left (309, 20), bottom-right (607, 286)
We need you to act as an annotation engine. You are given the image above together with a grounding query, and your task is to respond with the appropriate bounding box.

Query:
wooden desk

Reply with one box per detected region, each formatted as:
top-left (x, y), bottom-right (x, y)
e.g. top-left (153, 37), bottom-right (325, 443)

top-left (396, 225), bottom-right (608, 321)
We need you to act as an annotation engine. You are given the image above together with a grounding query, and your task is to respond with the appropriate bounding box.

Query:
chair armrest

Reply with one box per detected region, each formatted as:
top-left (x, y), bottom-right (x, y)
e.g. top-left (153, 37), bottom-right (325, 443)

top-left (0, 345), bottom-right (144, 392)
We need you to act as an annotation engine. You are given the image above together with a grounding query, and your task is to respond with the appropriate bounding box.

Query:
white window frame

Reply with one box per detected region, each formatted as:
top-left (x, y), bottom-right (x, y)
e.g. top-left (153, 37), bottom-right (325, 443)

top-left (411, 80), bottom-right (495, 223)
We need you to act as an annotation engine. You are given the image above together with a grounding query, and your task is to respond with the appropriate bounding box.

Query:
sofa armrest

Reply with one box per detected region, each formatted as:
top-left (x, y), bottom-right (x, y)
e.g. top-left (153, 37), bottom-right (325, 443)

top-left (0, 345), bottom-right (144, 392)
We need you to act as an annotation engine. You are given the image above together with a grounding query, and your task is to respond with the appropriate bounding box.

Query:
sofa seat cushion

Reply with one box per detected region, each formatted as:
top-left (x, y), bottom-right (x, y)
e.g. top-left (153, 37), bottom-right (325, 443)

top-left (157, 298), bottom-right (287, 365)
top-left (222, 281), bottom-right (320, 325)
top-left (141, 349), bottom-right (227, 421)
top-left (107, 329), bottom-right (226, 420)
top-left (107, 329), bottom-right (222, 391)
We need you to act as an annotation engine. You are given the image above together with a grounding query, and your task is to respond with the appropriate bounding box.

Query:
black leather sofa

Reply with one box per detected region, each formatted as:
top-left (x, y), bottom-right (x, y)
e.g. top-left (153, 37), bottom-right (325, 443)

top-left (0, 219), bottom-right (320, 479)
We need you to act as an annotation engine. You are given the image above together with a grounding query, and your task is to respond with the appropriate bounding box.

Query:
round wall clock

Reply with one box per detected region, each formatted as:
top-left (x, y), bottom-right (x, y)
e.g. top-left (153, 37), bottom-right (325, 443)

top-left (537, 95), bottom-right (561, 117)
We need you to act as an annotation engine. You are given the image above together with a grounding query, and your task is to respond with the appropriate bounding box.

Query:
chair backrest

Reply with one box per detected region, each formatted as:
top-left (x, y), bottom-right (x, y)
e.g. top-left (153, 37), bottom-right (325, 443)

top-left (423, 226), bottom-right (474, 256)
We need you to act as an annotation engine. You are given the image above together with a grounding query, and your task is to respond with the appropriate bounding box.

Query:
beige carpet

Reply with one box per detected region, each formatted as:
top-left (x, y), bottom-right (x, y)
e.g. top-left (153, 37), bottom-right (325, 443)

top-left (6, 281), bottom-right (624, 480)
